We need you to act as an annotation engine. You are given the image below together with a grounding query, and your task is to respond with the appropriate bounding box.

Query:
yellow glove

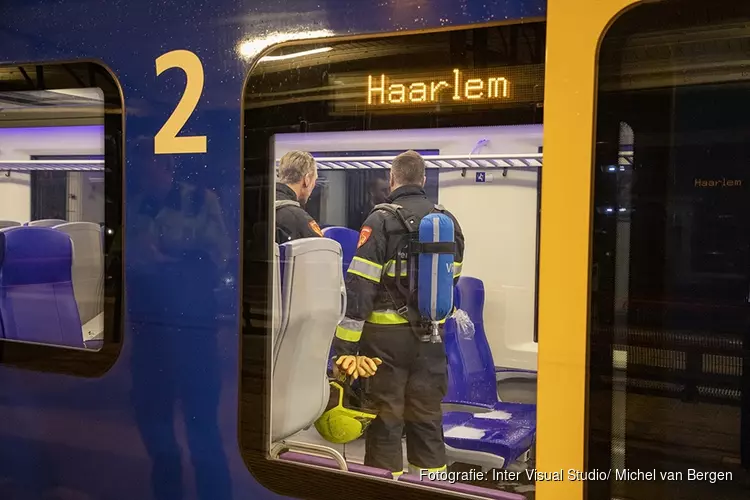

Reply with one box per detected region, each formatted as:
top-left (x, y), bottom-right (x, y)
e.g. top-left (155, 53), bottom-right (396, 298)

top-left (334, 355), bottom-right (383, 380)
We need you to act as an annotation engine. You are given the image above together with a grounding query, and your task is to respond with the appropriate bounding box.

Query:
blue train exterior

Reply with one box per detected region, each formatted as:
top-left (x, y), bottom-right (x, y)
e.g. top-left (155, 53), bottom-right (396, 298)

top-left (0, 1), bottom-right (545, 499)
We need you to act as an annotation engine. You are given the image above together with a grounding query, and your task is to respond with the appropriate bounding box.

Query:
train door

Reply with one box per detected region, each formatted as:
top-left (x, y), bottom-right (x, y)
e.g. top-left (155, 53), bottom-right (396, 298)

top-left (540, 0), bottom-right (750, 499)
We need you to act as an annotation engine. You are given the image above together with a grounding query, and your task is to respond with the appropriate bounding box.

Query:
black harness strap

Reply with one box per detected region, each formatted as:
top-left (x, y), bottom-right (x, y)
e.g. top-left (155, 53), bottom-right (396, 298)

top-left (369, 203), bottom-right (415, 318)
top-left (368, 202), bottom-right (450, 336)
top-left (414, 241), bottom-right (455, 254)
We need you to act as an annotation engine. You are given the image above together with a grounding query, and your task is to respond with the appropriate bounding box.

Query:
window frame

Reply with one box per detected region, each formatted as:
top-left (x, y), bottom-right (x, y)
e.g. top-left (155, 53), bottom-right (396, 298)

top-left (239, 23), bottom-right (546, 500)
top-left (0, 60), bottom-right (124, 378)
top-left (536, 1), bottom-right (643, 500)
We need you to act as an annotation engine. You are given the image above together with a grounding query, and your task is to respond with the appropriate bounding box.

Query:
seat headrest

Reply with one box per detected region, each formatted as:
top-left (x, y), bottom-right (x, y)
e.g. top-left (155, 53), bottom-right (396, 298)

top-left (54, 221), bottom-right (101, 233)
top-left (0, 227), bottom-right (73, 286)
top-left (27, 219), bottom-right (68, 228)
top-left (454, 277), bottom-right (485, 323)
top-left (280, 235), bottom-right (343, 259)
top-left (322, 226), bottom-right (359, 244)
top-left (322, 226), bottom-right (357, 237)
top-left (321, 226), bottom-right (359, 269)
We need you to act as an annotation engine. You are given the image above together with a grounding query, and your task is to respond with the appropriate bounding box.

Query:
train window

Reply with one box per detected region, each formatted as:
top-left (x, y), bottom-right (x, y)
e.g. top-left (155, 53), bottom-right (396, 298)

top-left (589, 1), bottom-right (750, 499)
top-left (0, 62), bottom-right (123, 377)
top-left (241, 24), bottom-right (544, 500)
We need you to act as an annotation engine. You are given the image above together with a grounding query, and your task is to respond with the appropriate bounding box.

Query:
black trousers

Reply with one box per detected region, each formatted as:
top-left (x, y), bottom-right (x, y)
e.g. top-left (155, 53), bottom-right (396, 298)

top-left (359, 323), bottom-right (448, 472)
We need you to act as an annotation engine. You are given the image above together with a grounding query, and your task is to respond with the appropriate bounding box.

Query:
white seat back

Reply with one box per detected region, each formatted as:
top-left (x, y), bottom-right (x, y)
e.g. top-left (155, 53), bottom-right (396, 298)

top-left (0, 221), bottom-right (19, 230)
top-left (28, 219), bottom-right (67, 227)
top-left (271, 237), bottom-right (345, 442)
top-left (54, 222), bottom-right (104, 324)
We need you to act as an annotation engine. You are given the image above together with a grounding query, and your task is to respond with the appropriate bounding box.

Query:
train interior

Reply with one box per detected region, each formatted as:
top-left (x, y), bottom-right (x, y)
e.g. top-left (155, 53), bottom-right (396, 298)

top-left (237, 26), bottom-right (547, 497)
top-left (0, 86), bottom-right (106, 351)
top-left (264, 133), bottom-right (542, 500)
top-left (270, 126), bottom-right (542, 486)
top-left (235, 23), bottom-right (551, 499)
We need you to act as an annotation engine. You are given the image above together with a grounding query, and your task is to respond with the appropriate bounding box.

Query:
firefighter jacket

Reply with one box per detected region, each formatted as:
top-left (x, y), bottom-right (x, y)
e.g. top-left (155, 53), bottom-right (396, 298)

top-left (275, 183), bottom-right (324, 242)
top-left (332, 185), bottom-right (465, 356)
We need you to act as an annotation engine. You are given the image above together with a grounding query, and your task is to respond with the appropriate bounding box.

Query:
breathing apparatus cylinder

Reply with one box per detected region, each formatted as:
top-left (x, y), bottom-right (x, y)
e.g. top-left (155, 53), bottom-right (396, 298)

top-left (417, 212), bottom-right (455, 343)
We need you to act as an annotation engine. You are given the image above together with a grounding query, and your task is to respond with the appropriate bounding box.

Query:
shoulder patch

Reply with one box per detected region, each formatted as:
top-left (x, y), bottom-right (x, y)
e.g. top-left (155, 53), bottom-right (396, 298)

top-left (308, 220), bottom-right (324, 237)
top-left (357, 226), bottom-right (373, 248)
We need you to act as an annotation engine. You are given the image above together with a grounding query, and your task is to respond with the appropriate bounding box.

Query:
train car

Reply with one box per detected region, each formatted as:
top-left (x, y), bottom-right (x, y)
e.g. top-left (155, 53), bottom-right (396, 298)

top-left (0, 0), bottom-right (748, 499)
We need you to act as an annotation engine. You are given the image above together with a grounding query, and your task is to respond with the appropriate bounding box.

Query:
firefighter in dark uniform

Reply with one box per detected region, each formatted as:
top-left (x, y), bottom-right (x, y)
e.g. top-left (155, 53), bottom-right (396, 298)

top-left (332, 150), bottom-right (465, 476)
top-left (275, 150), bottom-right (324, 243)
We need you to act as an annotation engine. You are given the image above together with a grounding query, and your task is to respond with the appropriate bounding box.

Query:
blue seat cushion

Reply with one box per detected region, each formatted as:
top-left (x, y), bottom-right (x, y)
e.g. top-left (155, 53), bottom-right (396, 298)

top-left (443, 410), bottom-right (536, 465)
top-left (471, 402), bottom-right (537, 429)
top-left (443, 398), bottom-right (538, 428)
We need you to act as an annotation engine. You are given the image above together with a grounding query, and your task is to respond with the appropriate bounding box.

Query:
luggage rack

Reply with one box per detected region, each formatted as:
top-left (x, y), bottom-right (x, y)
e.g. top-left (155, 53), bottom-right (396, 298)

top-left (0, 152), bottom-right (634, 173)
top-left (311, 153), bottom-right (543, 171)
top-left (0, 160), bottom-right (104, 172)
top-left (275, 151), bottom-right (634, 173)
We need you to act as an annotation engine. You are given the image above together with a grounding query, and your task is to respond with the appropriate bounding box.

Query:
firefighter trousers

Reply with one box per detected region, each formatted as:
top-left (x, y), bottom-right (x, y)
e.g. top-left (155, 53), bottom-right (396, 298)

top-left (359, 323), bottom-right (448, 473)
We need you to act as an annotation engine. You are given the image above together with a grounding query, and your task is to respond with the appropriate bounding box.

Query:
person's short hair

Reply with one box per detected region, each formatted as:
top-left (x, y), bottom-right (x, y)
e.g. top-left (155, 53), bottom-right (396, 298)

top-left (278, 151), bottom-right (316, 184)
top-left (391, 150), bottom-right (425, 186)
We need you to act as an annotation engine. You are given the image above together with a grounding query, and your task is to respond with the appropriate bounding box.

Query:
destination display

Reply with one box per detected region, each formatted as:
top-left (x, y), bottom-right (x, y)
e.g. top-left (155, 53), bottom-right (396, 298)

top-left (330, 64), bottom-right (544, 114)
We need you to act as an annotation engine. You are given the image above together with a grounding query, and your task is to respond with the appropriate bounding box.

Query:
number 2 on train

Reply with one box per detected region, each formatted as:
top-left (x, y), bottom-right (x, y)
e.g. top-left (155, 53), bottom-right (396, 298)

top-left (154, 50), bottom-right (207, 154)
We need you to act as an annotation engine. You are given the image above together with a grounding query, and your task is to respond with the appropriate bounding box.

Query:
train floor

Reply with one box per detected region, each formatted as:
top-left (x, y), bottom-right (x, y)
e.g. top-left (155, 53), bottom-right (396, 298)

top-left (289, 378), bottom-right (539, 499)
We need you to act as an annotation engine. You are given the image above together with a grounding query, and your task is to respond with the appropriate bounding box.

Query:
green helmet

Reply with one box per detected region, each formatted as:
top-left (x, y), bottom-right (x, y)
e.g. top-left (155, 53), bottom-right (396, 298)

top-left (314, 380), bottom-right (378, 444)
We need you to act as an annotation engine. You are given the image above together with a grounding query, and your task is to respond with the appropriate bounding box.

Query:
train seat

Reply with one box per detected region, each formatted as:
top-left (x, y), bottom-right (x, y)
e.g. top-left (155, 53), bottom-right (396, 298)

top-left (26, 218), bottom-right (67, 227)
top-left (397, 472), bottom-right (526, 500)
top-left (270, 237), bottom-right (350, 468)
top-left (442, 410), bottom-right (535, 470)
top-left (441, 276), bottom-right (536, 469)
top-left (321, 226), bottom-right (358, 277)
top-left (0, 226), bottom-right (20, 336)
top-left (444, 276), bottom-right (537, 411)
top-left (321, 226), bottom-right (359, 370)
top-left (0, 226), bottom-right (84, 348)
top-left (54, 222), bottom-right (104, 345)
top-left (444, 277), bottom-right (498, 410)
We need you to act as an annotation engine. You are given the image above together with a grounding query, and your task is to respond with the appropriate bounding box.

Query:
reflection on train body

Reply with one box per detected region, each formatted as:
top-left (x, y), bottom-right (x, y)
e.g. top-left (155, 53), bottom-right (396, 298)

top-left (589, 2), bottom-right (750, 499)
